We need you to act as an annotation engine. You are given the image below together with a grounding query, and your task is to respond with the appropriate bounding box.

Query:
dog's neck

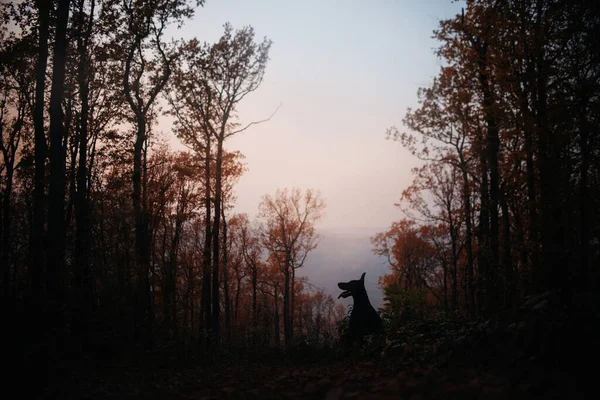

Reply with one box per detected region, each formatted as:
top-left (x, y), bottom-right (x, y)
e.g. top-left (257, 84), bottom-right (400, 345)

top-left (351, 288), bottom-right (371, 306)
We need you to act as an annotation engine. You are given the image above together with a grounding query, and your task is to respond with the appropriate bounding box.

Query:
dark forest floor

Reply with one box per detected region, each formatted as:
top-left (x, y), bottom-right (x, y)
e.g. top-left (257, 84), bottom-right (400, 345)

top-left (35, 293), bottom-right (596, 399)
top-left (49, 351), bottom-right (584, 399)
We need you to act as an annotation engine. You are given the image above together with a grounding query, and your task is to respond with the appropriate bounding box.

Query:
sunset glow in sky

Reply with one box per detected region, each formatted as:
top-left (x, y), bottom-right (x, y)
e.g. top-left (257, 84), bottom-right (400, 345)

top-left (162, 0), bottom-right (463, 232)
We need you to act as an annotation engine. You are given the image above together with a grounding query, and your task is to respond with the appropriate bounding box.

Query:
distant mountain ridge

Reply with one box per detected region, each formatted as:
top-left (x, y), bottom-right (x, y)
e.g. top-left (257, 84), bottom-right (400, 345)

top-left (299, 228), bottom-right (389, 309)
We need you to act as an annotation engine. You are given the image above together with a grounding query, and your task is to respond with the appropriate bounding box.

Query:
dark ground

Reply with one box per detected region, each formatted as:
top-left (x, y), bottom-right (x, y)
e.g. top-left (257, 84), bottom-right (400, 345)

top-left (29, 292), bottom-right (595, 399)
top-left (48, 351), bottom-right (584, 399)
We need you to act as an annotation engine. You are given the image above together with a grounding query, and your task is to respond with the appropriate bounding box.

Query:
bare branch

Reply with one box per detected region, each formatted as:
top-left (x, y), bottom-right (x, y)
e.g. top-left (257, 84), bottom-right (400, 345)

top-left (227, 102), bottom-right (281, 137)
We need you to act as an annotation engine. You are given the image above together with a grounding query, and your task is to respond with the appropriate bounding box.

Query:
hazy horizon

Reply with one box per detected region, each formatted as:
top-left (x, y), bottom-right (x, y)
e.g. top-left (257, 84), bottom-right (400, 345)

top-left (303, 228), bottom-right (390, 308)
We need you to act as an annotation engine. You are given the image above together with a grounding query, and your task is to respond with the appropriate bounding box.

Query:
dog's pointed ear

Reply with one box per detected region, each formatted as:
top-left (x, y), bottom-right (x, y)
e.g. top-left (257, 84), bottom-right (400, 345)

top-left (360, 272), bottom-right (366, 281)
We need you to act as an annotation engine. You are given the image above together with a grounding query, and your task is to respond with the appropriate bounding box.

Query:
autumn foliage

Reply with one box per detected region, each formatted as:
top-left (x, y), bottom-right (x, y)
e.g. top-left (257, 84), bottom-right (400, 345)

top-left (0, 0), bottom-right (337, 368)
top-left (376, 0), bottom-right (600, 321)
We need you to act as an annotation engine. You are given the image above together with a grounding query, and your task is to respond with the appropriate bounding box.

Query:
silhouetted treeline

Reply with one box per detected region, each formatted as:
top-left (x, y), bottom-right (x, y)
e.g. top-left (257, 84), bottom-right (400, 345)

top-left (376, 0), bottom-right (599, 319)
top-left (0, 0), bottom-right (336, 368)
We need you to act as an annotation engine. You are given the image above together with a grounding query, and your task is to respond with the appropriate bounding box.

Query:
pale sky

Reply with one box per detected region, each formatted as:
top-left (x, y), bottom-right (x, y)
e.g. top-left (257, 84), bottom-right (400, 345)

top-left (161, 0), bottom-right (463, 232)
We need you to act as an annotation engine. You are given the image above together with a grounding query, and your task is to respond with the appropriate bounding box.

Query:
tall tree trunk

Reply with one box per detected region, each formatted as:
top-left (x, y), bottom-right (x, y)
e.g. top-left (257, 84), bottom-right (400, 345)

top-left (46, 0), bottom-right (70, 340)
top-left (66, 128), bottom-right (78, 233)
top-left (221, 207), bottom-right (231, 343)
top-left (31, 0), bottom-right (50, 310)
top-left (186, 267), bottom-right (193, 344)
top-left (449, 218), bottom-right (458, 311)
top-left (234, 274), bottom-right (241, 327)
top-left (442, 258), bottom-right (448, 313)
top-left (211, 137), bottom-right (224, 341)
top-left (133, 118), bottom-right (151, 348)
top-left (290, 263), bottom-right (295, 339)
top-left (161, 223), bottom-right (170, 335)
top-left (263, 293), bottom-right (269, 346)
top-left (283, 263), bottom-right (290, 347)
top-left (74, 0), bottom-right (94, 340)
top-left (1, 166), bottom-right (13, 299)
top-left (512, 203), bottom-right (529, 296)
top-left (252, 263), bottom-right (257, 340)
top-left (578, 95), bottom-right (590, 292)
top-left (460, 163), bottom-right (475, 317)
top-left (500, 190), bottom-right (513, 311)
top-left (168, 194), bottom-right (185, 340)
top-left (520, 52), bottom-right (539, 295)
top-left (274, 287), bottom-right (280, 346)
top-left (476, 40), bottom-right (501, 311)
top-left (477, 140), bottom-right (490, 315)
top-left (200, 137), bottom-right (211, 347)
top-left (534, 9), bottom-right (557, 293)
top-left (122, 25), bottom-right (171, 349)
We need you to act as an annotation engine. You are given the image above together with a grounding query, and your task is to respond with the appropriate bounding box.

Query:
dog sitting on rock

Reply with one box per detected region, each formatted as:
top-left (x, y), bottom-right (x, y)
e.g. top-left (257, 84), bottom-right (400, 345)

top-left (338, 272), bottom-right (383, 340)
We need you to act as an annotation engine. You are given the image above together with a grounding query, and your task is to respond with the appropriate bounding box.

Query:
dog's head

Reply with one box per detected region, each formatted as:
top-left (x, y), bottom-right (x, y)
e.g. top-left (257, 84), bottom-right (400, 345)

top-left (337, 272), bottom-right (366, 299)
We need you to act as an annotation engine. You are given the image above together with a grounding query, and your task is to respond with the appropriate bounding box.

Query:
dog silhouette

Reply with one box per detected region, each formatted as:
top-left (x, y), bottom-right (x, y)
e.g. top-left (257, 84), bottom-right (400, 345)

top-left (338, 272), bottom-right (383, 340)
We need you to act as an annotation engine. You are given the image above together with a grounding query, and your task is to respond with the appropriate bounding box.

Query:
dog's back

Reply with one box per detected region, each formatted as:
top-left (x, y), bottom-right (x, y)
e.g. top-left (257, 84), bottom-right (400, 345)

top-left (338, 273), bottom-right (383, 340)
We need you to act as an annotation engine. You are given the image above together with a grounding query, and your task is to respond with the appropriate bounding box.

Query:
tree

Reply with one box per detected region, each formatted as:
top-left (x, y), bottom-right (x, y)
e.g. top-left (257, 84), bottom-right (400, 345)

top-left (237, 213), bottom-right (262, 341)
top-left (168, 23), bottom-right (272, 342)
top-left (397, 163), bottom-right (464, 310)
top-left (395, 69), bottom-right (478, 315)
top-left (258, 188), bottom-right (325, 347)
top-left (102, 0), bottom-right (201, 347)
top-left (387, 0), bottom-right (600, 320)
top-left (46, 0), bottom-right (71, 341)
top-left (31, 0), bottom-right (50, 314)
top-left (372, 221), bottom-right (440, 303)
top-left (0, 30), bottom-right (34, 301)
top-left (72, 0), bottom-right (96, 337)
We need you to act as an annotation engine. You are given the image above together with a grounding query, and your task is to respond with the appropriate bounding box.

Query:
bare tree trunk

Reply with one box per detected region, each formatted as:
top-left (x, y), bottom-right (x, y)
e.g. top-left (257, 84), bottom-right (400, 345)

top-left (520, 54), bottom-right (539, 295)
top-left (513, 204), bottom-right (529, 295)
top-left (460, 164), bottom-right (475, 317)
top-left (200, 138), bottom-right (211, 348)
top-left (578, 95), bottom-right (590, 292)
top-left (234, 248), bottom-right (245, 331)
top-left (442, 259), bottom-right (448, 313)
top-left (74, 0), bottom-right (95, 341)
top-left (534, 10), bottom-right (564, 294)
top-left (168, 193), bottom-right (185, 340)
top-left (63, 98), bottom-right (75, 229)
top-left (31, 0), bottom-right (49, 311)
top-left (211, 137), bottom-right (224, 342)
top-left (235, 275), bottom-right (241, 327)
top-left (290, 263), bottom-right (295, 340)
top-left (221, 207), bottom-right (231, 343)
top-left (449, 218), bottom-right (458, 311)
top-left (252, 264), bottom-right (257, 340)
top-left (161, 224), bottom-right (170, 334)
top-left (477, 141), bottom-right (490, 315)
top-left (1, 165), bottom-right (13, 299)
top-left (262, 293), bottom-right (269, 346)
top-left (531, 1), bottom-right (567, 296)
top-left (46, 0), bottom-right (70, 341)
top-left (274, 287), bottom-right (280, 346)
top-left (132, 118), bottom-right (152, 348)
top-left (283, 264), bottom-right (290, 347)
top-left (476, 41), bottom-right (501, 311)
top-left (536, 68), bottom-right (552, 291)
top-left (500, 190), bottom-right (513, 311)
